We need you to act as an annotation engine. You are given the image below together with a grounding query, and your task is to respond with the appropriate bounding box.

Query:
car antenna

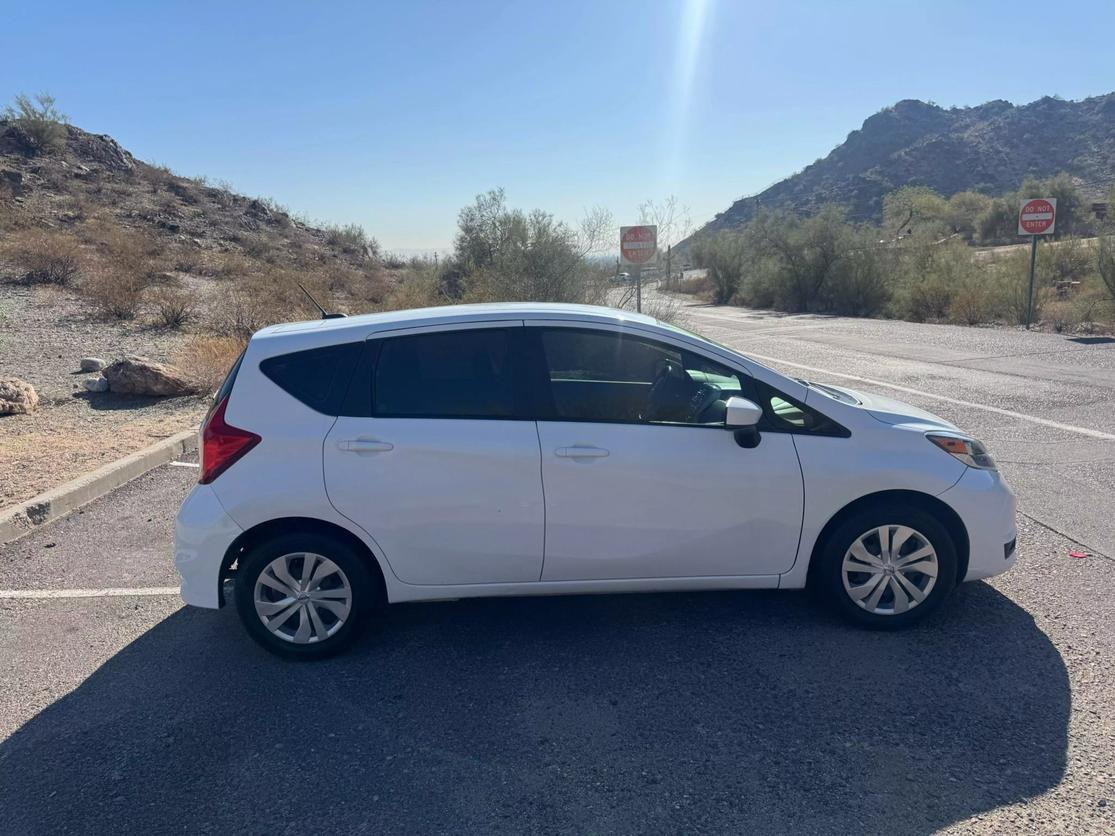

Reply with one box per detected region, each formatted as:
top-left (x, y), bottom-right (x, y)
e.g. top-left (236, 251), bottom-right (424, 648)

top-left (296, 281), bottom-right (346, 319)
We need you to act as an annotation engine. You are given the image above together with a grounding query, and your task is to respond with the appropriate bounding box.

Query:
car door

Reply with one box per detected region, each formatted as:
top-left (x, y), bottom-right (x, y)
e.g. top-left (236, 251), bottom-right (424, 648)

top-left (324, 323), bottom-right (545, 586)
top-left (530, 323), bottom-right (804, 581)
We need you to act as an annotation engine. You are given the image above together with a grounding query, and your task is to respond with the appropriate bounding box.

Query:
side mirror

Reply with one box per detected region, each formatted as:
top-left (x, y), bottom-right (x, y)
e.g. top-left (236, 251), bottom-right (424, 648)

top-left (724, 396), bottom-right (762, 429)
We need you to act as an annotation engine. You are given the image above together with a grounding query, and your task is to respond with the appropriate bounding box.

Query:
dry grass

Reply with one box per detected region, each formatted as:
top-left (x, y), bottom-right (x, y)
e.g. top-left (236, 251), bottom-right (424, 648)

top-left (148, 284), bottom-right (197, 328)
top-left (173, 335), bottom-right (245, 396)
top-left (0, 228), bottom-right (84, 286)
top-left (81, 267), bottom-right (148, 319)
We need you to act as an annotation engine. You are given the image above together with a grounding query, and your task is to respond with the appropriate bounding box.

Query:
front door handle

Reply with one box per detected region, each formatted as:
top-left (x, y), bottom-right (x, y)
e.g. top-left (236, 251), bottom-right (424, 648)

top-left (555, 446), bottom-right (609, 459)
top-left (337, 439), bottom-right (394, 454)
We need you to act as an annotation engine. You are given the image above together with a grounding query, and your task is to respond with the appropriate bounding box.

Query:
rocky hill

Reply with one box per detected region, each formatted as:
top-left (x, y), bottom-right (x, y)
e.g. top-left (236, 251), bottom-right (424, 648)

top-left (686, 92), bottom-right (1115, 244)
top-left (0, 118), bottom-right (380, 276)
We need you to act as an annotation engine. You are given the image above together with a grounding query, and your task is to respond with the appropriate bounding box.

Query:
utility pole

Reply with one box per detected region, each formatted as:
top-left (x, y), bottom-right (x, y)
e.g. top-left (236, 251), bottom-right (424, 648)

top-left (666, 244), bottom-right (672, 290)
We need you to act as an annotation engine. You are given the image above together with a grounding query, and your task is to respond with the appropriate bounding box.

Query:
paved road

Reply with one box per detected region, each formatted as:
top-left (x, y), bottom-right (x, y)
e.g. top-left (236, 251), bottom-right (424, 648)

top-left (2, 310), bottom-right (1115, 833)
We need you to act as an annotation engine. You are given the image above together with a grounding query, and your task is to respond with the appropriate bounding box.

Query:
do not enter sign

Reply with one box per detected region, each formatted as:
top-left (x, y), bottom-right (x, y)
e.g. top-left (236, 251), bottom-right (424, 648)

top-left (620, 225), bottom-right (657, 265)
top-left (1018, 198), bottom-right (1057, 235)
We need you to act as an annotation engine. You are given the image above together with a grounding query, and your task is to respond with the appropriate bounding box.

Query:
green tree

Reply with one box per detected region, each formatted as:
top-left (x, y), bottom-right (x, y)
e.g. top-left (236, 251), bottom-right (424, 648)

top-left (882, 186), bottom-right (950, 240)
top-left (3, 92), bottom-right (68, 154)
top-left (946, 191), bottom-right (992, 241)
top-left (691, 231), bottom-right (746, 304)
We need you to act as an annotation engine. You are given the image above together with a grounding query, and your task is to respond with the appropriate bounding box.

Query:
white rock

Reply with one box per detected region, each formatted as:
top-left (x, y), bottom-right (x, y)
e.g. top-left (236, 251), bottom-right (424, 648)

top-left (80, 357), bottom-right (107, 372)
top-left (83, 376), bottom-right (109, 393)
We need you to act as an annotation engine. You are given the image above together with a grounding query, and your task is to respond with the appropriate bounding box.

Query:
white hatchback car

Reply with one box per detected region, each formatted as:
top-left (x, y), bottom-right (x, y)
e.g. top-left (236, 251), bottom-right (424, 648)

top-left (175, 303), bottom-right (1017, 658)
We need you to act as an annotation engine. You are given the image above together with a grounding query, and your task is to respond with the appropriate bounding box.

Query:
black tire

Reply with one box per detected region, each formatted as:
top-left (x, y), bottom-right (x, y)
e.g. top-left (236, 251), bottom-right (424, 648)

top-left (813, 503), bottom-right (958, 630)
top-left (234, 532), bottom-right (379, 659)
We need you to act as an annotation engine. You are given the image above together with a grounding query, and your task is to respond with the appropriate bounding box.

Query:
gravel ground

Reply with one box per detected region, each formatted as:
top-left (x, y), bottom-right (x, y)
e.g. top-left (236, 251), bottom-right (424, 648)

top-left (0, 281), bottom-right (207, 508)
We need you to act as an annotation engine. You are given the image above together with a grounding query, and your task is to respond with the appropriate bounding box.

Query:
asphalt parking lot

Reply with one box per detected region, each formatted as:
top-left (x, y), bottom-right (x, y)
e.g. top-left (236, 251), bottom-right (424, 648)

top-left (2, 307), bottom-right (1114, 834)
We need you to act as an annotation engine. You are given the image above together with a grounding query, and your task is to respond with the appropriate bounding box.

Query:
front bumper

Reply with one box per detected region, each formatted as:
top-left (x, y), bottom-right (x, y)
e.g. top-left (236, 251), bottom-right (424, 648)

top-left (174, 484), bottom-right (242, 608)
top-left (939, 467), bottom-right (1018, 582)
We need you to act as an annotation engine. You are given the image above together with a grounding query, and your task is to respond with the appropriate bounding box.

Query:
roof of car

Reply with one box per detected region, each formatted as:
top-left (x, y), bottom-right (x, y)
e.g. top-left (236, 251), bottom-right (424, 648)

top-left (253, 302), bottom-right (662, 341)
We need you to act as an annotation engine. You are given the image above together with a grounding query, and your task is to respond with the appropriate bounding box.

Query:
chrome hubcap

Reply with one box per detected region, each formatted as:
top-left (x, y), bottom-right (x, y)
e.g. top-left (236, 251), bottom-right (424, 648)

top-left (841, 525), bottom-right (938, 616)
top-left (254, 552), bottom-right (352, 644)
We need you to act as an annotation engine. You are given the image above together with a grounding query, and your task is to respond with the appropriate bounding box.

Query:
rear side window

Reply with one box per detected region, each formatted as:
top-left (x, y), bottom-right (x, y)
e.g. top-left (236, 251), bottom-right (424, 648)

top-left (260, 342), bottom-right (362, 415)
top-left (373, 328), bottom-right (517, 419)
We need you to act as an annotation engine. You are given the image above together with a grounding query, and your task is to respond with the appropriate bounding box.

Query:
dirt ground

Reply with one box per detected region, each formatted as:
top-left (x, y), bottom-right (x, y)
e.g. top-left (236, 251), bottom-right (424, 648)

top-left (0, 282), bottom-right (207, 509)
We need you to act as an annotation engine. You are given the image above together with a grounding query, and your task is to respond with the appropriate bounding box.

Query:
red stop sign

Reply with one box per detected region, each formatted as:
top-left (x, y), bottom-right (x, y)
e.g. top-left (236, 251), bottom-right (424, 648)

top-left (620, 225), bottom-right (657, 265)
top-left (1018, 198), bottom-right (1056, 235)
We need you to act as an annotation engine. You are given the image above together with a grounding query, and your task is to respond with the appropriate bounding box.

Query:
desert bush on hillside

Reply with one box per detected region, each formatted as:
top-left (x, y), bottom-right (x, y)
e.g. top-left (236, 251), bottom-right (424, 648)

top-left (82, 268), bottom-right (148, 319)
top-left (148, 284), bottom-right (197, 328)
top-left (326, 223), bottom-right (379, 257)
top-left (173, 336), bottom-right (245, 395)
top-left (0, 229), bottom-right (83, 286)
top-left (3, 93), bottom-right (68, 154)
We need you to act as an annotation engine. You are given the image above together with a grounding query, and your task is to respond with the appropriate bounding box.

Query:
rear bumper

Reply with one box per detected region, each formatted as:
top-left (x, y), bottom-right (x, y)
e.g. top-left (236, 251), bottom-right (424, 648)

top-left (174, 485), bottom-right (242, 608)
top-left (939, 467), bottom-right (1018, 582)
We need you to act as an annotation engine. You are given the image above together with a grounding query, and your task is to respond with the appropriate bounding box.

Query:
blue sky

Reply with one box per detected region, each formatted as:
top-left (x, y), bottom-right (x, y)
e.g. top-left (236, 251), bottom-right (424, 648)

top-left (5, 0), bottom-right (1115, 252)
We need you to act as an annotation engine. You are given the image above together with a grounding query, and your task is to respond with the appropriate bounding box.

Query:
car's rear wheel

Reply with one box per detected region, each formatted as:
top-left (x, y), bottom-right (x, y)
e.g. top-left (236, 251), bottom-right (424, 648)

top-left (234, 532), bottom-right (378, 659)
top-left (815, 504), bottom-right (958, 630)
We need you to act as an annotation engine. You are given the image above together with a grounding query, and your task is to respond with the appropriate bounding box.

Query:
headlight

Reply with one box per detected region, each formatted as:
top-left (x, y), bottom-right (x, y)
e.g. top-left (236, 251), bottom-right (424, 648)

top-left (927, 433), bottom-right (997, 470)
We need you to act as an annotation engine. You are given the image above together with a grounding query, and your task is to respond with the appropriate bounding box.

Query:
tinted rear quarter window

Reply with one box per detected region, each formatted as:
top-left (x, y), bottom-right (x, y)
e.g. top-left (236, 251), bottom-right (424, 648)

top-left (260, 342), bottom-right (362, 414)
top-left (373, 328), bottom-right (517, 418)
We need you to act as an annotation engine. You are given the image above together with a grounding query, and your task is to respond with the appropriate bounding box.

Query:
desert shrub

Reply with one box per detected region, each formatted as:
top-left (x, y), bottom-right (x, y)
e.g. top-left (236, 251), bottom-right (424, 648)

top-left (148, 284), bottom-right (196, 328)
top-left (172, 336), bottom-right (246, 395)
top-left (0, 228), bottom-right (83, 285)
top-left (1097, 231), bottom-right (1115, 303)
top-left (691, 231), bottom-right (745, 304)
top-left (141, 162), bottom-right (177, 193)
top-left (75, 227), bottom-right (165, 318)
top-left (82, 269), bottom-right (148, 319)
top-left (3, 93), bottom-right (68, 154)
top-left (446, 190), bottom-right (610, 307)
top-left (205, 270), bottom-right (320, 339)
top-left (987, 256), bottom-right (1046, 325)
top-left (382, 265), bottom-right (447, 311)
top-left (673, 273), bottom-right (711, 295)
top-left (326, 223), bottom-right (379, 257)
top-left (206, 252), bottom-right (261, 281)
top-left (821, 237), bottom-right (891, 316)
top-left (1071, 282), bottom-right (1114, 330)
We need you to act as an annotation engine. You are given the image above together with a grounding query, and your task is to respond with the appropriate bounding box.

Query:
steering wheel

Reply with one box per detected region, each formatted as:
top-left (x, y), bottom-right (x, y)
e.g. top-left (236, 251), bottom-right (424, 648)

top-left (689, 383), bottom-right (725, 424)
top-left (643, 358), bottom-right (706, 422)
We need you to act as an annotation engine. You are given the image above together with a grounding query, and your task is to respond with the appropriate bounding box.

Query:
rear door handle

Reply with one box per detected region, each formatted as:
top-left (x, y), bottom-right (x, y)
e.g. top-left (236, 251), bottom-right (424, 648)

top-left (555, 446), bottom-right (609, 459)
top-left (337, 439), bottom-right (394, 454)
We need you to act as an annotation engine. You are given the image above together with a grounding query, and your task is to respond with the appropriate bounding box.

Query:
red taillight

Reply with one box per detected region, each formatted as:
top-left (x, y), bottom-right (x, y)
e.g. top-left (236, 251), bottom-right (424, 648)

top-left (199, 396), bottom-right (261, 485)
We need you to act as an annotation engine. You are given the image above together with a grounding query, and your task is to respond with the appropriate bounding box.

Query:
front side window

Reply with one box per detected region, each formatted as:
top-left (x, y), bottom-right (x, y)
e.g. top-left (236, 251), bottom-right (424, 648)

top-left (539, 328), bottom-right (746, 425)
top-left (373, 328), bottom-right (517, 419)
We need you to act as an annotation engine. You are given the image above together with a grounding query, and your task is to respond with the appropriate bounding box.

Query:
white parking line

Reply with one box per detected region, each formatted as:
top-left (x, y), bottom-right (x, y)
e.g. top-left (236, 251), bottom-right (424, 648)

top-left (169, 461), bottom-right (200, 468)
top-left (743, 350), bottom-right (1115, 442)
top-left (0, 587), bottom-right (180, 600)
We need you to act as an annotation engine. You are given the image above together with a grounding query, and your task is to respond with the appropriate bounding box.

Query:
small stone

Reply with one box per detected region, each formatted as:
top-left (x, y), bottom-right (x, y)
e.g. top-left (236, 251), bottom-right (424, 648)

top-left (83, 376), bottom-right (109, 393)
top-left (79, 357), bottom-right (107, 372)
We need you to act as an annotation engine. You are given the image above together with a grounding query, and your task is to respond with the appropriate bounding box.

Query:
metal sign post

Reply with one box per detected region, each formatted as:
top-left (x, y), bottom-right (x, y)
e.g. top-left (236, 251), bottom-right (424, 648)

top-left (1025, 235), bottom-right (1038, 329)
top-left (1017, 198), bottom-right (1057, 330)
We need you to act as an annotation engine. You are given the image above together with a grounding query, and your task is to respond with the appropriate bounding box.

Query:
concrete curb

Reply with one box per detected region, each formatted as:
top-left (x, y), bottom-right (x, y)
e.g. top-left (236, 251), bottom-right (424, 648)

top-left (0, 429), bottom-right (198, 545)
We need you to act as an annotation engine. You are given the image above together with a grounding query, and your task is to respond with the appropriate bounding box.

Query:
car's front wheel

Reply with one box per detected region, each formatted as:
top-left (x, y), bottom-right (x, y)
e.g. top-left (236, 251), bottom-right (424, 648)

top-left (234, 532), bottom-right (378, 659)
top-left (815, 504), bottom-right (958, 630)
